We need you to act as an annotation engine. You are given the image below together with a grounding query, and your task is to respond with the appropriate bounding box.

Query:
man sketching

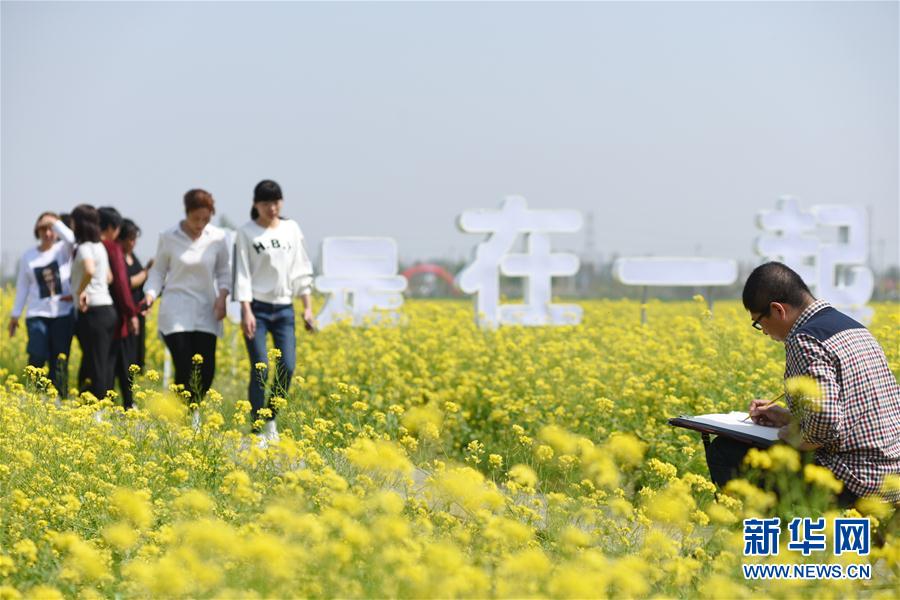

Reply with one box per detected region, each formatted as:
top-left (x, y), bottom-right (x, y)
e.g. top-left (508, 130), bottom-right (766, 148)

top-left (705, 262), bottom-right (900, 506)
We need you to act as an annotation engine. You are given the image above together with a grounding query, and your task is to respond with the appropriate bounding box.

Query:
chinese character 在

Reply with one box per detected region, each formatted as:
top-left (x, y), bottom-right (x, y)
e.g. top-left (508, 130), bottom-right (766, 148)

top-left (834, 518), bottom-right (870, 556)
top-left (314, 237), bottom-right (407, 328)
top-left (456, 196), bottom-right (583, 328)
top-left (787, 517), bottom-right (827, 556)
top-left (755, 196), bottom-right (874, 324)
top-left (743, 517), bottom-right (781, 556)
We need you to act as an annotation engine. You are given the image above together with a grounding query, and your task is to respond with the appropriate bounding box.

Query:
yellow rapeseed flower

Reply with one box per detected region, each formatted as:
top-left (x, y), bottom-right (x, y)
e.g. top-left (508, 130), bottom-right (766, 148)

top-left (345, 438), bottom-right (413, 477)
top-left (110, 488), bottom-right (154, 529)
top-left (508, 464), bottom-right (538, 488)
top-left (803, 464), bottom-right (843, 494)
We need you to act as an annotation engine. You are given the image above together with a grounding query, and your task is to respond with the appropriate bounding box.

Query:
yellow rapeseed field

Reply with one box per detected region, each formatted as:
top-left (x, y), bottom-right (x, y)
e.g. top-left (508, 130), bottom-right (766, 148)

top-left (0, 291), bottom-right (898, 598)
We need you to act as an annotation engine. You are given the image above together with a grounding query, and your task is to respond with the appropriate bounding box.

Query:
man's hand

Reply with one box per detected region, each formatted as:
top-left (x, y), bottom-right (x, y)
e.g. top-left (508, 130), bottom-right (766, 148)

top-left (129, 316), bottom-right (140, 335)
top-left (8, 317), bottom-right (18, 338)
top-left (241, 303), bottom-right (256, 339)
top-left (778, 423), bottom-right (821, 451)
top-left (79, 291), bottom-right (89, 313)
top-left (303, 307), bottom-right (316, 333)
top-left (778, 425), bottom-right (793, 443)
top-left (748, 398), bottom-right (792, 427)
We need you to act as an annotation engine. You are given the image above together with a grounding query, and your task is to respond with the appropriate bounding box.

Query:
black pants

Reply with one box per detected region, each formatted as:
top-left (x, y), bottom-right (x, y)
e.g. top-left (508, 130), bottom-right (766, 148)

top-left (704, 436), bottom-right (860, 508)
top-left (134, 315), bottom-right (146, 369)
top-left (163, 331), bottom-right (216, 401)
top-left (112, 334), bottom-right (138, 409)
top-left (75, 305), bottom-right (117, 399)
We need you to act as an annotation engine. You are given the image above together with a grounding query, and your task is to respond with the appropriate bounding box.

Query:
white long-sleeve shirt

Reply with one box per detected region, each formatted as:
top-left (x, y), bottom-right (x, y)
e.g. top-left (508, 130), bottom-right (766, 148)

top-left (144, 223), bottom-right (231, 337)
top-left (12, 220), bottom-right (76, 318)
top-left (233, 218), bottom-right (313, 304)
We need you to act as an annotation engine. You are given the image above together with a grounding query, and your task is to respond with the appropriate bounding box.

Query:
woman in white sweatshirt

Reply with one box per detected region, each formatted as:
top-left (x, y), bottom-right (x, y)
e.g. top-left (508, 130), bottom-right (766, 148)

top-left (8, 212), bottom-right (77, 395)
top-left (233, 180), bottom-right (315, 441)
top-left (144, 189), bottom-right (230, 402)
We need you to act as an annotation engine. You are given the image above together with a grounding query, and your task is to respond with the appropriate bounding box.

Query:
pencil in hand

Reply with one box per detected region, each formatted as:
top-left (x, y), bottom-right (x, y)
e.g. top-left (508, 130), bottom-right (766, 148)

top-left (743, 392), bottom-right (786, 423)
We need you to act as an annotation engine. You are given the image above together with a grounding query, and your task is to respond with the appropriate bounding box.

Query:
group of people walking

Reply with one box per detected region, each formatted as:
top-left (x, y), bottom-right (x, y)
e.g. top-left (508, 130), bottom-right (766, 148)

top-left (9, 180), bottom-right (314, 440)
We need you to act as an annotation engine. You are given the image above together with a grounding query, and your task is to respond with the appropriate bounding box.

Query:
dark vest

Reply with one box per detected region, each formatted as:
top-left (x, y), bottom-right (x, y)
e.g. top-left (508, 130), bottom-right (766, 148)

top-left (795, 307), bottom-right (865, 342)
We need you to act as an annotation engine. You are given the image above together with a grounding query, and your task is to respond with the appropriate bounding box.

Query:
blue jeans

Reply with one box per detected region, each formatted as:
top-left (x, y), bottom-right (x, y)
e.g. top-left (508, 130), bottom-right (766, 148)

top-left (243, 300), bottom-right (296, 425)
top-left (26, 311), bottom-right (75, 396)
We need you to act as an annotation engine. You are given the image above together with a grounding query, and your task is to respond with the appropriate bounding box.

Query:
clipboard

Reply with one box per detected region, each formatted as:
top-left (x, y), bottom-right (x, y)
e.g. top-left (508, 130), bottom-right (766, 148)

top-left (668, 411), bottom-right (780, 448)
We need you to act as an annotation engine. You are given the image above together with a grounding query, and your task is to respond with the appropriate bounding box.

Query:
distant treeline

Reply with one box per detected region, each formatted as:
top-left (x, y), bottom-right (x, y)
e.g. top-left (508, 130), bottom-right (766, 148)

top-left (3, 255), bottom-right (898, 302)
top-left (400, 258), bottom-right (900, 302)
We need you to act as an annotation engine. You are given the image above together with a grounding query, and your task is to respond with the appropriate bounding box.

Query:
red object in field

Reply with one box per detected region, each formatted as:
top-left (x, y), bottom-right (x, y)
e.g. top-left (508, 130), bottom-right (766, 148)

top-left (401, 264), bottom-right (462, 296)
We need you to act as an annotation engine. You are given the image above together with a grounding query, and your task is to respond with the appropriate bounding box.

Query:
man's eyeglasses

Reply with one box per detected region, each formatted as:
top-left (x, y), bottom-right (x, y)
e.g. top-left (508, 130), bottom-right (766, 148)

top-left (751, 307), bottom-right (771, 331)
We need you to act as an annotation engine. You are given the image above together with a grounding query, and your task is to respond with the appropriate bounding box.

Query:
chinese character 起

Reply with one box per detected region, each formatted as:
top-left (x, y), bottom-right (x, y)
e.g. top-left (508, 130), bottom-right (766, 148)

top-left (755, 196), bottom-right (874, 324)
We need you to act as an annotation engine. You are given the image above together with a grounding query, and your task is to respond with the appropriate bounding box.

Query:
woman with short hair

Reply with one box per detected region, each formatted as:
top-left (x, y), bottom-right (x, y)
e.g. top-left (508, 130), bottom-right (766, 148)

top-left (70, 204), bottom-right (117, 399)
top-left (8, 211), bottom-right (77, 395)
top-left (144, 189), bottom-right (230, 402)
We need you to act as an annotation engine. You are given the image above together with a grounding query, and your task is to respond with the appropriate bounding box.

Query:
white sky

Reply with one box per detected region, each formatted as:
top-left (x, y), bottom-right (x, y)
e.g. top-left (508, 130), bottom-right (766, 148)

top-left (2, 1), bottom-right (898, 271)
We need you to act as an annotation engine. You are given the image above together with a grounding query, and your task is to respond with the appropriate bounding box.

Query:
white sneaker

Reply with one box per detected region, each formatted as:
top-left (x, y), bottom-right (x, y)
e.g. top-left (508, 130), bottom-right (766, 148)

top-left (263, 420), bottom-right (280, 444)
top-left (191, 410), bottom-right (201, 431)
top-left (93, 409), bottom-right (105, 423)
top-left (255, 434), bottom-right (269, 450)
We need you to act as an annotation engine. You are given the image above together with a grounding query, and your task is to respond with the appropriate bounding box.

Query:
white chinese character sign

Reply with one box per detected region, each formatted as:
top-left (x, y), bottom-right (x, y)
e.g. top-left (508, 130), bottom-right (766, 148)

top-left (223, 228), bottom-right (242, 325)
top-left (314, 237), bottom-right (407, 328)
top-left (457, 196), bottom-right (583, 328)
top-left (755, 197), bottom-right (818, 286)
top-left (756, 196), bottom-right (874, 323)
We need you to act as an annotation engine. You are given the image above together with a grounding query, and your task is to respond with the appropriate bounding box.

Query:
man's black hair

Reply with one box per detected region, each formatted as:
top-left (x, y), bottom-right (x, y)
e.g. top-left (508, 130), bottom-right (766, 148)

top-left (742, 262), bottom-right (814, 314)
top-left (98, 206), bottom-right (123, 231)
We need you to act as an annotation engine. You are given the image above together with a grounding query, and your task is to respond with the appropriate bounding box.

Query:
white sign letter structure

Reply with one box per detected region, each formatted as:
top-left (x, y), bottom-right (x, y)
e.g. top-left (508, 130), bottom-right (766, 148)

top-left (755, 196), bottom-right (818, 286)
top-left (222, 228), bottom-right (243, 325)
top-left (456, 196), bottom-right (583, 328)
top-left (755, 196), bottom-right (874, 323)
top-left (314, 238), bottom-right (407, 328)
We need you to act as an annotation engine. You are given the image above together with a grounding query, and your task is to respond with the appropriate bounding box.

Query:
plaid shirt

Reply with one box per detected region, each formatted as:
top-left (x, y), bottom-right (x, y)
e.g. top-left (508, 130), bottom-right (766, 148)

top-left (784, 300), bottom-right (900, 501)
